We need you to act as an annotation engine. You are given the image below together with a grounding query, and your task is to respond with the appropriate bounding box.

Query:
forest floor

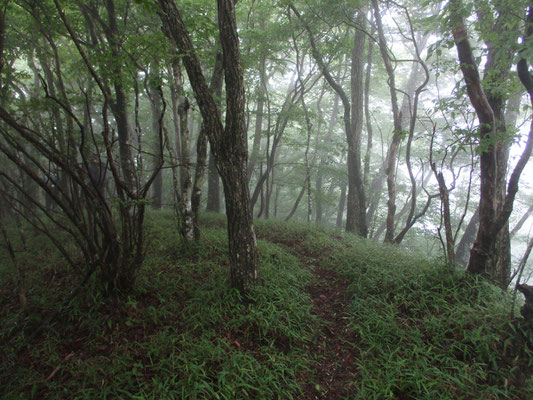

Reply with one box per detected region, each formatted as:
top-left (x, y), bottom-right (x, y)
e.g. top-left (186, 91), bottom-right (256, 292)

top-left (1, 211), bottom-right (533, 399)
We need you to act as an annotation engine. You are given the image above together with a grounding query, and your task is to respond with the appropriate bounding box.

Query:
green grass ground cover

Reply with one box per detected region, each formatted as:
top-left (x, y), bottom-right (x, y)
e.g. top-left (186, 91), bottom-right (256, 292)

top-left (0, 211), bottom-right (532, 399)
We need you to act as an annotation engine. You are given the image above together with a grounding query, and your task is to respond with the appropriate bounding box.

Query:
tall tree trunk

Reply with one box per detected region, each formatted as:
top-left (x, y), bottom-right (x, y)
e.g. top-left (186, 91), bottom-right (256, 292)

top-left (149, 67), bottom-right (163, 210)
top-left (247, 55), bottom-right (266, 181)
top-left (363, 26), bottom-right (374, 189)
top-left (451, 0), bottom-right (533, 287)
top-left (158, 0), bottom-right (259, 296)
top-left (192, 51), bottom-right (224, 238)
top-left (104, 0), bottom-right (137, 191)
top-left (372, 0), bottom-right (402, 243)
top-left (291, 4), bottom-right (367, 236)
top-left (345, 16), bottom-right (368, 236)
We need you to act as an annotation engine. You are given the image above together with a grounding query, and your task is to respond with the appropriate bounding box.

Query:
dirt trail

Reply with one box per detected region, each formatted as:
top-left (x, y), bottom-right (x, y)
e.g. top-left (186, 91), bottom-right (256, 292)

top-left (299, 263), bottom-right (358, 399)
top-left (256, 231), bottom-right (358, 398)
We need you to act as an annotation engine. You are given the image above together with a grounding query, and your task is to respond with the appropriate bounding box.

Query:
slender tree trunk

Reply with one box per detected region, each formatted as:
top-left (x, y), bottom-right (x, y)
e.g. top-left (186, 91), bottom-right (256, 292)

top-left (149, 67), bottom-right (164, 210)
top-left (372, 0), bottom-right (402, 243)
top-left (316, 94), bottom-right (339, 223)
top-left (336, 183), bottom-right (347, 229)
top-left (511, 205), bottom-right (533, 239)
top-left (192, 51), bottom-right (224, 238)
top-left (206, 149), bottom-right (221, 212)
top-left (247, 56), bottom-right (266, 181)
top-left (363, 27), bottom-right (374, 188)
top-left (455, 206), bottom-right (480, 267)
top-left (104, 0), bottom-right (137, 191)
top-left (291, 4), bottom-right (367, 236)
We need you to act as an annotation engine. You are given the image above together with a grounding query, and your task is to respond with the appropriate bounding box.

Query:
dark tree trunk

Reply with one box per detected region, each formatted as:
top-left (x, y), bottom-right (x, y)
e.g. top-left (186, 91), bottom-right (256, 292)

top-left (206, 149), bottom-right (221, 212)
top-left (158, 0), bottom-right (259, 296)
top-left (104, 0), bottom-right (137, 191)
top-left (451, 0), bottom-right (533, 287)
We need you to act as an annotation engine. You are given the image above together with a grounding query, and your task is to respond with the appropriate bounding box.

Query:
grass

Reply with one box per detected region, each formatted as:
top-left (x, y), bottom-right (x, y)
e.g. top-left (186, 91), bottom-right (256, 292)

top-left (0, 211), bottom-right (314, 399)
top-left (1, 211), bottom-right (532, 399)
top-left (327, 234), bottom-right (533, 399)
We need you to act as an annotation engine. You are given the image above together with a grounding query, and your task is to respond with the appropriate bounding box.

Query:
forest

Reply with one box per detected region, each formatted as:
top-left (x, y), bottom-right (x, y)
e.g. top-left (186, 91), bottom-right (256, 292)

top-left (1, 0), bottom-right (533, 398)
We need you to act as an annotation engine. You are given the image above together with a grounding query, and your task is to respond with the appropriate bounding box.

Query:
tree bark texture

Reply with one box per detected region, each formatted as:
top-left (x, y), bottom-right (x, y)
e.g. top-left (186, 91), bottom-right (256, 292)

top-left (451, 0), bottom-right (533, 287)
top-left (158, 0), bottom-right (259, 296)
top-left (346, 16), bottom-right (368, 237)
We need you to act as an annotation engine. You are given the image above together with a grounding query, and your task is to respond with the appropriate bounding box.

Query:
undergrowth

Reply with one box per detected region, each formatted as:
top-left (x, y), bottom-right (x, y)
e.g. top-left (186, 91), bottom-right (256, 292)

top-left (1, 212), bottom-right (532, 399)
top-left (329, 235), bottom-right (533, 399)
top-left (0, 211), bottom-right (314, 399)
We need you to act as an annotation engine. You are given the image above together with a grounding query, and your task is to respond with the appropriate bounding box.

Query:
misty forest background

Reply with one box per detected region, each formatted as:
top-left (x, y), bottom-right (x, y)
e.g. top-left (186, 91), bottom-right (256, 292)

top-left (1, 0), bottom-right (533, 398)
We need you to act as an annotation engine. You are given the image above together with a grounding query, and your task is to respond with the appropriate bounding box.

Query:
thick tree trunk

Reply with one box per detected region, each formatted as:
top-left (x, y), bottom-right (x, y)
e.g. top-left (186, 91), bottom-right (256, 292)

top-left (158, 0), bottom-right (259, 296)
top-left (451, 0), bottom-right (532, 286)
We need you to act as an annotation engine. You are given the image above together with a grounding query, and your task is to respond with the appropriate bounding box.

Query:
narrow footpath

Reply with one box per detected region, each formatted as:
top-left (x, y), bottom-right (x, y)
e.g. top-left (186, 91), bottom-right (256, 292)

top-left (299, 263), bottom-right (358, 399)
top-left (257, 230), bottom-right (359, 398)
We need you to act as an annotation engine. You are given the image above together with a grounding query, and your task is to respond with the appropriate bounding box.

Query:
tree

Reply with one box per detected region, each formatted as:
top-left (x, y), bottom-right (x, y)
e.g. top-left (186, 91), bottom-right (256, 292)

top-left (157, 0), bottom-right (260, 296)
top-left (290, 3), bottom-right (368, 236)
top-left (449, 0), bottom-right (533, 286)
